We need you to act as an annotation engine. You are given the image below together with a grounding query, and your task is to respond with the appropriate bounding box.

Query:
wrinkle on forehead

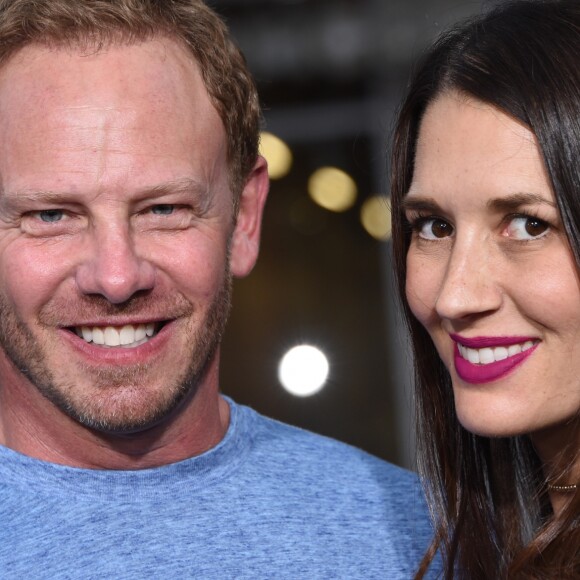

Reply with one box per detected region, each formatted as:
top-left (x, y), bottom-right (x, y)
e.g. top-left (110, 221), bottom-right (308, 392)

top-left (56, 107), bottom-right (139, 184)
top-left (0, 39), bottom-right (229, 203)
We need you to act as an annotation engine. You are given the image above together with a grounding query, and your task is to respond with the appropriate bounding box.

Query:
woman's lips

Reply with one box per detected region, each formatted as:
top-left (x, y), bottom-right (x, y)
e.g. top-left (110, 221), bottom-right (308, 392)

top-left (451, 335), bottom-right (539, 384)
top-left (450, 334), bottom-right (537, 348)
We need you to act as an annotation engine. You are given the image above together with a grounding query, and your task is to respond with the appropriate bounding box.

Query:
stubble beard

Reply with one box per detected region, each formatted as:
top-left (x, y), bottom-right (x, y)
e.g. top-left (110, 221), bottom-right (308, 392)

top-left (0, 270), bottom-right (232, 435)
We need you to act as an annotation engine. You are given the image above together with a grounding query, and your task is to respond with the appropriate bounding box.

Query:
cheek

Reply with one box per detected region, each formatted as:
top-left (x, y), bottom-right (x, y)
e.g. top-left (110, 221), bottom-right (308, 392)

top-left (0, 241), bottom-right (69, 313)
top-left (147, 234), bottom-right (229, 297)
top-left (405, 249), bottom-right (439, 327)
top-left (513, 249), bottom-right (580, 335)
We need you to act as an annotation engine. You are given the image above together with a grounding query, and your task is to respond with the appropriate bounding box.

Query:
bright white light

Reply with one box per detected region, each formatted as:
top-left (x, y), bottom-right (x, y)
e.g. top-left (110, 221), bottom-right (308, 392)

top-left (278, 345), bottom-right (329, 397)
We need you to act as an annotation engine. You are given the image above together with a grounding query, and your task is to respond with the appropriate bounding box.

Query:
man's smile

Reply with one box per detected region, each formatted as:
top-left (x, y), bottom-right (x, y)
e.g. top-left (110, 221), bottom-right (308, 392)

top-left (72, 322), bottom-right (159, 348)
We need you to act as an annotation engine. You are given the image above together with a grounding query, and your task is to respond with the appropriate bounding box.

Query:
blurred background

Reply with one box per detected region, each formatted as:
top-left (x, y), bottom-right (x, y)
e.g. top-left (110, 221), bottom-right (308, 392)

top-left (213, 0), bottom-right (484, 469)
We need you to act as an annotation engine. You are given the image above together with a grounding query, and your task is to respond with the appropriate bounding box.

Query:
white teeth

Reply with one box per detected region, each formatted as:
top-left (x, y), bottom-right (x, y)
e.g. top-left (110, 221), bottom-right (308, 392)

top-left (74, 323), bottom-right (158, 348)
top-left (508, 344), bottom-right (522, 356)
top-left (479, 348), bottom-right (494, 364)
top-left (467, 348), bottom-right (480, 364)
top-left (494, 346), bottom-right (508, 361)
top-left (92, 327), bottom-right (105, 345)
top-left (135, 325), bottom-right (146, 342)
top-left (120, 325), bottom-right (135, 345)
top-left (104, 327), bottom-right (121, 347)
top-left (459, 341), bottom-right (536, 365)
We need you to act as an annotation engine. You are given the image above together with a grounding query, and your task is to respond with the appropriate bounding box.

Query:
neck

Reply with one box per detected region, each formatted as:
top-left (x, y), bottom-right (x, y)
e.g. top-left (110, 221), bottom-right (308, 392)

top-left (531, 418), bottom-right (580, 516)
top-left (0, 359), bottom-right (230, 470)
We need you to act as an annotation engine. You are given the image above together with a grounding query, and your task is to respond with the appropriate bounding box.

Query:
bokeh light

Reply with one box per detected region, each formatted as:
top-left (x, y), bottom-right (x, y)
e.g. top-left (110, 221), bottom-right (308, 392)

top-left (278, 345), bottom-right (330, 397)
top-left (259, 131), bottom-right (293, 180)
top-left (360, 195), bottom-right (392, 240)
top-left (308, 166), bottom-right (357, 212)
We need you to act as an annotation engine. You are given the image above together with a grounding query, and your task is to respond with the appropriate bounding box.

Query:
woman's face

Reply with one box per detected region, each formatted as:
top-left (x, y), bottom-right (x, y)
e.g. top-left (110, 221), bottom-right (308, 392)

top-left (404, 91), bottom-right (580, 442)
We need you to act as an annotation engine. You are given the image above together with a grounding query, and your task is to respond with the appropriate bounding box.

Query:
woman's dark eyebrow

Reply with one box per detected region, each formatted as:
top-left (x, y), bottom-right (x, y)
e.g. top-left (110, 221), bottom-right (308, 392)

top-left (400, 192), bottom-right (556, 214)
top-left (400, 196), bottom-right (441, 213)
top-left (486, 192), bottom-right (557, 211)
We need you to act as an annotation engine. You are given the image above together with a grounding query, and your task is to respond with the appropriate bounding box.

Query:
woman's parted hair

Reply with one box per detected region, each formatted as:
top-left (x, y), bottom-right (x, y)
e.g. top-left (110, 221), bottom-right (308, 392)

top-left (390, 0), bottom-right (580, 577)
top-left (0, 0), bottom-right (261, 203)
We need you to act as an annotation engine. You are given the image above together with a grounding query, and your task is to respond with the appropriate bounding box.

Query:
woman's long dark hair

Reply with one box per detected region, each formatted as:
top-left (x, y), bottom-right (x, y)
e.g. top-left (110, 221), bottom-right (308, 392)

top-left (390, 1), bottom-right (580, 577)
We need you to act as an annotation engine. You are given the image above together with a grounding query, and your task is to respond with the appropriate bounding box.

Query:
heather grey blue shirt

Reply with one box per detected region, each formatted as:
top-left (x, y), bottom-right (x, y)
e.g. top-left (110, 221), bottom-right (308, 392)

top-left (0, 398), bottom-right (436, 578)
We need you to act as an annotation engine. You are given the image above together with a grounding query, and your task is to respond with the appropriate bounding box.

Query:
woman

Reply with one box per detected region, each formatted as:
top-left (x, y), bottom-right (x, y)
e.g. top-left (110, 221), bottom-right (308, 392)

top-left (390, 1), bottom-right (580, 577)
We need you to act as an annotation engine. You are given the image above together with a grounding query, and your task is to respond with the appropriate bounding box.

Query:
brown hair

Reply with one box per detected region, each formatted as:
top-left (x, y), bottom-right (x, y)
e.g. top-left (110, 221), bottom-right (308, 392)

top-left (391, 0), bottom-right (580, 577)
top-left (0, 0), bottom-right (261, 204)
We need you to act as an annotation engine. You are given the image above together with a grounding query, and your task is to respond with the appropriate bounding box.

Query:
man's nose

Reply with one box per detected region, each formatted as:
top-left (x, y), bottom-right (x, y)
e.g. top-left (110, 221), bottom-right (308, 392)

top-left (434, 234), bottom-right (503, 322)
top-left (75, 223), bottom-right (155, 304)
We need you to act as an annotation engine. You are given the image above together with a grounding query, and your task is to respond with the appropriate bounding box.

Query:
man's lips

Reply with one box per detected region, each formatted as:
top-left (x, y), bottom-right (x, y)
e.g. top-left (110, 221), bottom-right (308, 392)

top-left (64, 320), bottom-right (167, 349)
top-left (58, 319), bottom-right (177, 365)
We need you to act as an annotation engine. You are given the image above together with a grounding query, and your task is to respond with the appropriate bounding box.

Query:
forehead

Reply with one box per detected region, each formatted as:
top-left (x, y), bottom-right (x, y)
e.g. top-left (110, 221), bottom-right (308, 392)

top-left (408, 91), bottom-right (549, 200)
top-left (0, 38), bottom-right (228, 197)
top-left (0, 37), bottom-right (211, 113)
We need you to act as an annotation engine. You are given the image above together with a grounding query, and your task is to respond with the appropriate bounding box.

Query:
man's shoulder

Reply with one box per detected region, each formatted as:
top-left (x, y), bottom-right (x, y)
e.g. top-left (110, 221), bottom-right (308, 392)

top-left (236, 400), bottom-right (420, 494)
top-left (232, 400), bottom-right (433, 564)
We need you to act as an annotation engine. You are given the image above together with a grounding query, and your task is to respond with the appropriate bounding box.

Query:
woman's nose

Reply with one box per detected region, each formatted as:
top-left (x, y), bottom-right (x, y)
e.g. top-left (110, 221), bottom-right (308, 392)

top-left (434, 234), bottom-right (503, 321)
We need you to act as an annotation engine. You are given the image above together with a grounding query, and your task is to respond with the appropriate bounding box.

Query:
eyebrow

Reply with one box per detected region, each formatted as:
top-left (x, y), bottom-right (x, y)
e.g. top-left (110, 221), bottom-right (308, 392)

top-left (399, 196), bottom-right (440, 213)
top-left (0, 177), bottom-right (210, 206)
top-left (485, 192), bottom-right (557, 212)
top-left (141, 177), bottom-right (209, 199)
top-left (400, 192), bottom-right (557, 213)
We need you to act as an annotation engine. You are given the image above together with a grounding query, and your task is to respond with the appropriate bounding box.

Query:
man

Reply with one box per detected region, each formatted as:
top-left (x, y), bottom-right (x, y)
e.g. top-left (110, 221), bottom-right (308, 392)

top-left (0, 1), bottom-right (434, 577)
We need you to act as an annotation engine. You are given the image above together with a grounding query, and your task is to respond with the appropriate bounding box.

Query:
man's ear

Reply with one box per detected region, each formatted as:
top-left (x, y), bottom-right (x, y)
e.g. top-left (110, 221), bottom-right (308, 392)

top-left (230, 155), bottom-right (269, 278)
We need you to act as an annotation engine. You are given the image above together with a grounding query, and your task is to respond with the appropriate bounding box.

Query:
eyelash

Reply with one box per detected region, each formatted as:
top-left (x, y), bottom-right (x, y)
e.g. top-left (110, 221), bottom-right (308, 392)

top-left (502, 211), bottom-right (551, 240)
top-left (405, 213), bottom-right (453, 239)
top-left (405, 211), bottom-right (552, 241)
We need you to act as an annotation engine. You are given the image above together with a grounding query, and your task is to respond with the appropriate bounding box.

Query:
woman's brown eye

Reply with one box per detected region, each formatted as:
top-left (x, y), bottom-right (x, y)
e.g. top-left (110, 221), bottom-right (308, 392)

top-left (431, 219), bottom-right (452, 238)
top-left (417, 218), bottom-right (453, 240)
top-left (507, 216), bottom-right (550, 240)
top-left (525, 217), bottom-right (549, 237)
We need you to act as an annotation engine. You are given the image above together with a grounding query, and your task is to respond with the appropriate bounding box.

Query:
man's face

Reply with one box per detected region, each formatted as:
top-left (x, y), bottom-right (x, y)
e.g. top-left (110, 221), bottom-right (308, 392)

top-left (0, 39), bottom-right (263, 434)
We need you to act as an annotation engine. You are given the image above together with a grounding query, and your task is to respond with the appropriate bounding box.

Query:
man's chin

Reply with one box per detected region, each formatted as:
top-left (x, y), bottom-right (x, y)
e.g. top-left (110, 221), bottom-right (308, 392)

top-left (24, 357), bottom-right (198, 436)
top-left (49, 380), bottom-right (195, 435)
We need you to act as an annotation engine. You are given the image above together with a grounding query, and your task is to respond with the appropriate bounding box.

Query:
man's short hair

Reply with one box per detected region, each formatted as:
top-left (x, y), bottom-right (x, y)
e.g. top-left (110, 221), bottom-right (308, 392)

top-left (0, 0), bottom-right (261, 205)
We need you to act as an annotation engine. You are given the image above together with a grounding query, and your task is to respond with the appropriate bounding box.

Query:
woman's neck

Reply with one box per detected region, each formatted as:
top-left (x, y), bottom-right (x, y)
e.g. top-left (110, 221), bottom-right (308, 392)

top-left (531, 418), bottom-right (580, 515)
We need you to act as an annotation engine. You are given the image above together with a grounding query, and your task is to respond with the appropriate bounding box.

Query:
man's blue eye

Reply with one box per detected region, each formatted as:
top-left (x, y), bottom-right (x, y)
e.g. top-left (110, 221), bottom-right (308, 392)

top-left (39, 210), bottom-right (64, 223)
top-left (152, 205), bottom-right (175, 215)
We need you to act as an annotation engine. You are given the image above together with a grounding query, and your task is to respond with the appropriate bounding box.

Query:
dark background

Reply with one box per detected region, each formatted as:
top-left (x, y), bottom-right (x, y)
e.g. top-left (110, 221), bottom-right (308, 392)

top-left (213, 0), bottom-right (486, 469)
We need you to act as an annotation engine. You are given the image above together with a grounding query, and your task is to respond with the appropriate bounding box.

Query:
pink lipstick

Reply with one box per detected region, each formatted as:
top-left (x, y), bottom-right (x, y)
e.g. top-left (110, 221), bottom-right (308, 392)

top-left (451, 334), bottom-right (536, 348)
top-left (451, 334), bottom-right (539, 385)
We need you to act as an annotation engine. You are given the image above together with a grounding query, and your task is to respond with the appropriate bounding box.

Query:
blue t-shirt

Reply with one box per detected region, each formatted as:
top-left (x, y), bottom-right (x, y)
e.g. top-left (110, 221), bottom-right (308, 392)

top-left (0, 398), bottom-right (436, 578)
